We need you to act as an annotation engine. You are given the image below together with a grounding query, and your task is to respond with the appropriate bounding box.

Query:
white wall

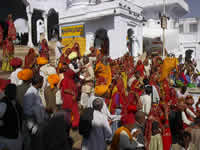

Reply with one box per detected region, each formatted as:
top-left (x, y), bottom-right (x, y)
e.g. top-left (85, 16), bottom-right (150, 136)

top-left (179, 18), bottom-right (200, 70)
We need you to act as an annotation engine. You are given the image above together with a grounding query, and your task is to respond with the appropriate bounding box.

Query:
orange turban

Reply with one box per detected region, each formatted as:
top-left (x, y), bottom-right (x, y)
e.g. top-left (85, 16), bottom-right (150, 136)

top-left (37, 57), bottom-right (48, 65)
top-left (17, 69), bottom-right (33, 81)
top-left (48, 74), bottom-right (60, 89)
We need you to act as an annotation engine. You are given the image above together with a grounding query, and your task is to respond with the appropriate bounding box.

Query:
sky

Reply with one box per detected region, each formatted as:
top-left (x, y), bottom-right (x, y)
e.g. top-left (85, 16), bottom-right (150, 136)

top-left (185, 0), bottom-right (200, 17)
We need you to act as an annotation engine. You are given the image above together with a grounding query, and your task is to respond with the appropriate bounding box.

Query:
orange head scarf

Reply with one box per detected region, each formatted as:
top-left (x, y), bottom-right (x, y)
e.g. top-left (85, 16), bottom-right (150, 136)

top-left (48, 74), bottom-right (60, 89)
top-left (110, 126), bottom-right (133, 150)
top-left (17, 69), bottom-right (33, 81)
top-left (37, 57), bottom-right (48, 65)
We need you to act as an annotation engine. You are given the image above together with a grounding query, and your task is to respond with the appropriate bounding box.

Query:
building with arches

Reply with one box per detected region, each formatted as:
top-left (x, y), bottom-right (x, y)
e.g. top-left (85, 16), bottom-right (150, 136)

top-left (59, 0), bottom-right (144, 58)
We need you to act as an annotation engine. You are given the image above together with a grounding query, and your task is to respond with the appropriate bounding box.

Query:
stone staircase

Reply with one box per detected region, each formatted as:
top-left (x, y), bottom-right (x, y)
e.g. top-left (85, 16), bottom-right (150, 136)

top-left (0, 42), bottom-right (56, 79)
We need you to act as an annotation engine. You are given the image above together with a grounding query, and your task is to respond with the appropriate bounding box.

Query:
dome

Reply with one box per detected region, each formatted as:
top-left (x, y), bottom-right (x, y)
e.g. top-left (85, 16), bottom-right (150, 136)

top-left (14, 18), bottom-right (28, 34)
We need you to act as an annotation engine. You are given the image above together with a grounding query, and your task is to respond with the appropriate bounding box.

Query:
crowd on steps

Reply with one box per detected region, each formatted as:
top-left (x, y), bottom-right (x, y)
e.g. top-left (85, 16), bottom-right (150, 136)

top-left (1, 14), bottom-right (200, 150)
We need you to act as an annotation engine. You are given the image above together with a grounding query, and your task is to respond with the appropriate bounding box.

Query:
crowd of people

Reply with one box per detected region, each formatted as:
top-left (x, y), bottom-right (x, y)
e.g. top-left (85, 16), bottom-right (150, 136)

top-left (1, 22), bottom-right (200, 150)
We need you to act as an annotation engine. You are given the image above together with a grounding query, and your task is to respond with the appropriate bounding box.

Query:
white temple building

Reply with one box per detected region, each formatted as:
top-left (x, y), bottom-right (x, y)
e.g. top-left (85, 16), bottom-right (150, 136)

top-left (135, 0), bottom-right (189, 55)
top-left (24, 0), bottom-right (200, 66)
top-left (59, 0), bottom-right (144, 58)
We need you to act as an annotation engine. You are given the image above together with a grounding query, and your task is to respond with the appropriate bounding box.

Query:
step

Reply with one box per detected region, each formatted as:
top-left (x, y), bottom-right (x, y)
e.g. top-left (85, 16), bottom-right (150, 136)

top-left (0, 43), bottom-right (56, 79)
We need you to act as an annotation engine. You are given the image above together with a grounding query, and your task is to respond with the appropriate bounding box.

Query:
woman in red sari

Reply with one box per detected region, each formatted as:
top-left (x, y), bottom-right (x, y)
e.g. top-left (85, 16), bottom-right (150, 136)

top-left (7, 14), bottom-right (16, 41)
top-left (160, 104), bottom-right (172, 150)
top-left (40, 39), bottom-right (49, 59)
top-left (161, 78), bottom-right (171, 103)
top-left (135, 60), bottom-right (145, 77)
top-left (121, 90), bottom-right (141, 126)
top-left (24, 48), bottom-right (37, 68)
top-left (1, 38), bottom-right (14, 72)
top-left (60, 68), bottom-right (80, 128)
top-left (72, 42), bottom-right (81, 58)
top-left (57, 48), bottom-right (72, 73)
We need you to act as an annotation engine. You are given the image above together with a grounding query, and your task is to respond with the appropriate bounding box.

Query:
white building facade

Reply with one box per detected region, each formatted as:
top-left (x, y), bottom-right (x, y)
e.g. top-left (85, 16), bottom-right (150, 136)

top-left (179, 18), bottom-right (200, 69)
top-left (136, 0), bottom-right (189, 55)
top-left (59, 0), bottom-right (144, 59)
top-left (24, 0), bottom-right (66, 47)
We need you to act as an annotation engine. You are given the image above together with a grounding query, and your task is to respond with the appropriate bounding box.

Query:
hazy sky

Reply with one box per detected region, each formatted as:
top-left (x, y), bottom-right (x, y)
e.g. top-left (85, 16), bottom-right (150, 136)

top-left (185, 0), bottom-right (200, 17)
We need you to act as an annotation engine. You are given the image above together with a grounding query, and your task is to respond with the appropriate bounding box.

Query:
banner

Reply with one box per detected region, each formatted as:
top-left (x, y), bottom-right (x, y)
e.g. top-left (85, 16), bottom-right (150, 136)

top-left (61, 24), bottom-right (84, 38)
top-left (61, 24), bottom-right (86, 56)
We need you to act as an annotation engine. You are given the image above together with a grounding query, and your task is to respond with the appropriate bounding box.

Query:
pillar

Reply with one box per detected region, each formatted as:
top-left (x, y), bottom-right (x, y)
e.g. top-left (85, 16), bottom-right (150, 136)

top-left (43, 12), bottom-right (48, 41)
top-left (86, 32), bottom-right (95, 53)
top-left (26, 5), bottom-right (34, 47)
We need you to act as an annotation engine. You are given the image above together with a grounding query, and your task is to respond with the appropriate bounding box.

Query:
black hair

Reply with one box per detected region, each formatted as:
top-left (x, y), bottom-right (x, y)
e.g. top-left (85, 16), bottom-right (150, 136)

top-left (145, 85), bottom-right (152, 95)
top-left (181, 86), bottom-right (187, 94)
top-left (5, 84), bottom-right (17, 100)
top-left (194, 117), bottom-right (200, 125)
top-left (143, 78), bottom-right (149, 86)
top-left (93, 98), bottom-right (103, 110)
top-left (32, 74), bottom-right (43, 86)
top-left (152, 121), bottom-right (160, 132)
top-left (182, 131), bottom-right (191, 139)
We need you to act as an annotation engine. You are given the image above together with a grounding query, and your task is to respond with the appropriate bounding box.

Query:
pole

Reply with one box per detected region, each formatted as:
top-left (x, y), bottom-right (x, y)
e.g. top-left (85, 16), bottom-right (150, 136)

top-left (162, 0), bottom-right (166, 59)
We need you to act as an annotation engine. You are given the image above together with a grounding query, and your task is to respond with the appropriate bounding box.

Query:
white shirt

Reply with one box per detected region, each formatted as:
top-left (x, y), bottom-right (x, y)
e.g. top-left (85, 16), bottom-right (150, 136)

top-left (39, 64), bottom-right (57, 107)
top-left (152, 85), bottom-right (160, 103)
top-left (10, 68), bottom-right (23, 86)
top-left (177, 90), bottom-right (188, 99)
top-left (82, 110), bottom-right (112, 150)
top-left (140, 94), bottom-right (152, 115)
top-left (182, 108), bottom-right (196, 126)
top-left (88, 95), bottom-right (121, 121)
top-left (55, 41), bottom-right (64, 60)
top-left (23, 86), bottom-right (46, 124)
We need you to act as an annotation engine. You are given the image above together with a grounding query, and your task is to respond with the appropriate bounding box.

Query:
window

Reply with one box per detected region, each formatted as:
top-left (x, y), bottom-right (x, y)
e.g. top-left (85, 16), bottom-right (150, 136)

top-left (179, 24), bottom-right (184, 33)
top-left (189, 23), bottom-right (198, 33)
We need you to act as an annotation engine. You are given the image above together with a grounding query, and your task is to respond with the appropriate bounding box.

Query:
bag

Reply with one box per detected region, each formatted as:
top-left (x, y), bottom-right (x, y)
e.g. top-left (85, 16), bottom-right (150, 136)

top-left (79, 108), bottom-right (94, 138)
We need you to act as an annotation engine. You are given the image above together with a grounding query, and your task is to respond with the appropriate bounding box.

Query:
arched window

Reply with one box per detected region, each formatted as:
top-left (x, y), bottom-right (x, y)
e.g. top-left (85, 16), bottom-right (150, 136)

top-left (94, 28), bottom-right (109, 56)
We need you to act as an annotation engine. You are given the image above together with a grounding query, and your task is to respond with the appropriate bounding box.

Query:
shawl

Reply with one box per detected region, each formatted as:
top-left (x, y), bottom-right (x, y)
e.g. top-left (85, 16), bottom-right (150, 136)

top-left (95, 61), bottom-right (112, 96)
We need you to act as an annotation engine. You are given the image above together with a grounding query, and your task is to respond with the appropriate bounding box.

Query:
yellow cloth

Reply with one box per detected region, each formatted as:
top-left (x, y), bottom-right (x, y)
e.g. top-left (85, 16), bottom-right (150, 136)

top-left (37, 57), bottom-right (48, 65)
top-left (94, 62), bottom-right (112, 96)
top-left (121, 72), bottom-right (127, 89)
top-left (110, 126), bottom-right (133, 150)
top-left (160, 57), bottom-right (178, 81)
top-left (48, 74), bottom-right (60, 89)
top-left (1, 55), bottom-right (13, 72)
top-left (17, 69), bottom-right (33, 81)
top-left (68, 52), bottom-right (77, 60)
